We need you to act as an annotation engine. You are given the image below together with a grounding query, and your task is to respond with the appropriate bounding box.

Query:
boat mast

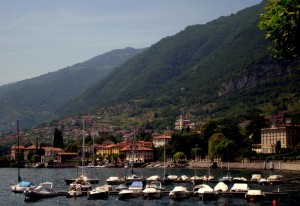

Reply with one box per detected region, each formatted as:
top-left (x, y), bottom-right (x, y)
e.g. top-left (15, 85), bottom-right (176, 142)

top-left (131, 131), bottom-right (135, 174)
top-left (17, 120), bottom-right (21, 182)
top-left (164, 137), bottom-right (166, 177)
top-left (82, 119), bottom-right (85, 175)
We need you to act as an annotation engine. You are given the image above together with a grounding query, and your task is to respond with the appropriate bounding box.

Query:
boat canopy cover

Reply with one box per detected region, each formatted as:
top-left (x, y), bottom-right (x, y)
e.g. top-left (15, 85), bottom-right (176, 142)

top-left (18, 181), bottom-right (35, 187)
top-left (130, 181), bottom-right (143, 188)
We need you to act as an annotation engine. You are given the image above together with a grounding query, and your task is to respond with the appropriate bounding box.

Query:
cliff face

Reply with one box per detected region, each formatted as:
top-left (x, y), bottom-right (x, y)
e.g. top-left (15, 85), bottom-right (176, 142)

top-left (218, 62), bottom-right (289, 96)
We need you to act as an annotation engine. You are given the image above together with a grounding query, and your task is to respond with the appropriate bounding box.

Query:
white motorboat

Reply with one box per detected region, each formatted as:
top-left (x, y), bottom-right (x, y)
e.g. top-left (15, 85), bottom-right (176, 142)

top-left (106, 176), bottom-right (125, 185)
top-left (118, 181), bottom-right (143, 199)
top-left (114, 183), bottom-right (128, 191)
top-left (24, 182), bottom-right (57, 200)
top-left (69, 175), bottom-right (92, 192)
top-left (190, 176), bottom-right (203, 185)
top-left (214, 182), bottom-right (229, 192)
top-left (145, 180), bottom-right (165, 191)
top-left (233, 177), bottom-right (247, 183)
top-left (66, 183), bottom-right (83, 198)
top-left (146, 175), bottom-right (161, 181)
top-left (11, 181), bottom-right (35, 193)
top-left (142, 187), bottom-right (161, 199)
top-left (251, 174), bottom-right (262, 182)
top-left (267, 175), bottom-right (284, 185)
top-left (125, 174), bottom-right (145, 185)
top-left (218, 175), bottom-right (232, 184)
top-left (258, 178), bottom-right (270, 185)
top-left (169, 186), bottom-right (189, 199)
top-left (202, 174), bottom-right (215, 181)
top-left (167, 175), bottom-right (178, 181)
top-left (245, 189), bottom-right (265, 202)
top-left (193, 184), bottom-right (214, 198)
top-left (177, 175), bottom-right (190, 182)
top-left (88, 185), bottom-right (111, 199)
top-left (230, 183), bottom-right (249, 192)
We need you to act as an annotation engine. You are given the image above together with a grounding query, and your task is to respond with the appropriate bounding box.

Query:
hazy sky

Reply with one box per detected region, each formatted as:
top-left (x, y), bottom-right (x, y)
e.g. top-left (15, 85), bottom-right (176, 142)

top-left (0, 0), bottom-right (262, 86)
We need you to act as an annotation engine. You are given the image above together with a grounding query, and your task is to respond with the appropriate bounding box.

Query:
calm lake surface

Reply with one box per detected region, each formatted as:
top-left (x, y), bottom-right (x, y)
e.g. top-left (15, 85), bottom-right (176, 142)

top-left (2, 167), bottom-right (300, 206)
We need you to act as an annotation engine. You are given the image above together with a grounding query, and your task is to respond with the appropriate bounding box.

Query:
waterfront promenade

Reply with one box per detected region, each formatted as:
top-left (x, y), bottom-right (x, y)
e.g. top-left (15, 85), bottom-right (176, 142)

top-left (189, 161), bottom-right (300, 171)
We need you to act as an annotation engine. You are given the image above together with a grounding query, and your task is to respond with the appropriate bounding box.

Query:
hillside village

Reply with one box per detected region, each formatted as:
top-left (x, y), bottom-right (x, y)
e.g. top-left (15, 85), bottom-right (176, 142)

top-left (2, 109), bottom-right (300, 168)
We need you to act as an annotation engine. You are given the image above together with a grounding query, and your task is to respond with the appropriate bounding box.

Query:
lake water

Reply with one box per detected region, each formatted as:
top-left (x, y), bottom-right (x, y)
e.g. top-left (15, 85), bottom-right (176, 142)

top-left (2, 167), bottom-right (300, 206)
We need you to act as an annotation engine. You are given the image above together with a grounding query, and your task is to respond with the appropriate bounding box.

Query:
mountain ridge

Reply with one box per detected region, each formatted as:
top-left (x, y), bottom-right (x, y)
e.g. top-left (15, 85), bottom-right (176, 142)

top-left (0, 47), bottom-right (145, 129)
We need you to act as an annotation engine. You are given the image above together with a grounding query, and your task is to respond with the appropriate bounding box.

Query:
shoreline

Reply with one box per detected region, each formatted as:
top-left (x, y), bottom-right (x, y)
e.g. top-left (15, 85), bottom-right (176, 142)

top-left (189, 161), bottom-right (300, 172)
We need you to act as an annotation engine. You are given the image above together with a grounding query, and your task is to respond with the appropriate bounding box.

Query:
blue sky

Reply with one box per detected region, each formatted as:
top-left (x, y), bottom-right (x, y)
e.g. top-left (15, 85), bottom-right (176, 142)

top-left (0, 0), bottom-right (262, 86)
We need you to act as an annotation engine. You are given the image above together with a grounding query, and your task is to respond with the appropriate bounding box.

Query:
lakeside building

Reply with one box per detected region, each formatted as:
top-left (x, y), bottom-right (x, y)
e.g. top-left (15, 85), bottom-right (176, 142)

top-left (10, 145), bottom-right (25, 160)
top-left (120, 144), bottom-right (153, 163)
top-left (174, 114), bottom-right (197, 130)
top-left (152, 134), bottom-right (171, 148)
top-left (260, 125), bottom-right (300, 154)
top-left (95, 140), bottom-right (154, 163)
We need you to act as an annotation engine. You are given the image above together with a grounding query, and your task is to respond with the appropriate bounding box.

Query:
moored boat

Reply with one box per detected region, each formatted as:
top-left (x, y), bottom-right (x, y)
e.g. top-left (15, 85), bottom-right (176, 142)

top-left (114, 183), bottom-right (128, 191)
top-left (118, 181), bottom-right (143, 199)
top-left (10, 121), bottom-right (35, 193)
top-left (218, 175), bottom-right (232, 184)
top-left (177, 175), bottom-right (190, 182)
top-left (245, 189), bottom-right (265, 202)
top-left (202, 174), bottom-right (215, 182)
top-left (145, 180), bottom-right (165, 191)
top-left (190, 175), bottom-right (203, 185)
top-left (106, 176), bottom-right (125, 185)
top-left (142, 187), bottom-right (161, 199)
top-left (230, 183), bottom-right (249, 193)
top-left (193, 184), bottom-right (218, 201)
top-left (233, 177), bottom-right (247, 183)
top-left (24, 182), bottom-right (57, 200)
top-left (146, 175), bottom-right (161, 182)
top-left (214, 182), bottom-right (229, 192)
top-left (169, 186), bottom-right (189, 200)
top-left (88, 185), bottom-right (111, 199)
top-left (251, 174), bottom-right (262, 182)
top-left (11, 181), bottom-right (35, 193)
top-left (267, 175), bottom-right (284, 185)
top-left (258, 178), bottom-right (270, 185)
top-left (69, 175), bottom-right (92, 192)
top-left (66, 183), bottom-right (83, 198)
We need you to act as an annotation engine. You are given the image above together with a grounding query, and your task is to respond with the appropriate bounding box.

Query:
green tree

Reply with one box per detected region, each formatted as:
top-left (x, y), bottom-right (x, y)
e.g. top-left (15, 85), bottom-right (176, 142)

top-left (173, 151), bottom-right (185, 162)
top-left (258, 0), bottom-right (300, 60)
top-left (208, 133), bottom-right (225, 158)
top-left (30, 154), bottom-right (40, 163)
top-left (215, 139), bottom-right (235, 162)
top-left (53, 128), bottom-right (64, 149)
top-left (64, 143), bottom-right (79, 153)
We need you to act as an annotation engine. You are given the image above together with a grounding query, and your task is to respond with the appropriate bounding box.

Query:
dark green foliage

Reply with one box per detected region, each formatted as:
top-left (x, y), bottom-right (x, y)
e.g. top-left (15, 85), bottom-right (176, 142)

top-left (168, 130), bottom-right (206, 159)
top-left (258, 0), bottom-right (300, 60)
top-left (59, 1), bottom-right (300, 128)
top-left (53, 128), bottom-right (64, 149)
top-left (64, 144), bottom-right (79, 153)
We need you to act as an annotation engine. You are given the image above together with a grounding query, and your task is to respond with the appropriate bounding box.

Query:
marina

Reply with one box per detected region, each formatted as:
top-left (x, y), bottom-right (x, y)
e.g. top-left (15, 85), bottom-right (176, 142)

top-left (3, 167), bottom-right (300, 205)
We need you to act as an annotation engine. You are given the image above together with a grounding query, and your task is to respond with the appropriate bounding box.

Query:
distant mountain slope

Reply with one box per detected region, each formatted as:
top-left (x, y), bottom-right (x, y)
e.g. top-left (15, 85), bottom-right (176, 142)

top-left (0, 47), bottom-right (145, 129)
top-left (59, 1), bottom-right (300, 121)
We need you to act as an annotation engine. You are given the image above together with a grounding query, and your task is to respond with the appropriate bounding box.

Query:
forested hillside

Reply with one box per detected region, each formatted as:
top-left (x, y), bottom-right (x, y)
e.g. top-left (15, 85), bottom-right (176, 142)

top-left (58, 1), bottom-right (300, 125)
top-left (0, 47), bottom-right (145, 129)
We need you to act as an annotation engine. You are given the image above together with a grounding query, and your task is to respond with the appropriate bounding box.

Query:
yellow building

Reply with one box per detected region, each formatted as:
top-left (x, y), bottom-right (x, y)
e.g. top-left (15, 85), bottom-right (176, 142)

top-left (261, 125), bottom-right (300, 153)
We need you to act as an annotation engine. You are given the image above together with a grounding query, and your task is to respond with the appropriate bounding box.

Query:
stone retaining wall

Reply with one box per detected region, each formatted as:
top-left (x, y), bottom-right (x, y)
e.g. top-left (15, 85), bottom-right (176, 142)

top-left (189, 161), bottom-right (300, 171)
